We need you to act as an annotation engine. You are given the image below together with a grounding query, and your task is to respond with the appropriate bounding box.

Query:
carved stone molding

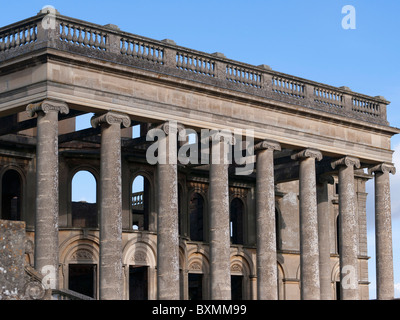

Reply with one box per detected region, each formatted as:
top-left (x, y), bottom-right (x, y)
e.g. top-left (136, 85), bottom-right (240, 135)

top-left (90, 111), bottom-right (130, 128)
top-left (368, 163), bottom-right (396, 175)
top-left (71, 249), bottom-right (93, 261)
top-left (253, 140), bottom-right (281, 153)
top-left (231, 263), bottom-right (243, 273)
top-left (189, 262), bottom-right (202, 271)
top-left (291, 148), bottom-right (323, 161)
top-left (331, 156), bottom-right (360, 170)
top-left (26, 99), bottom-right (69, 117)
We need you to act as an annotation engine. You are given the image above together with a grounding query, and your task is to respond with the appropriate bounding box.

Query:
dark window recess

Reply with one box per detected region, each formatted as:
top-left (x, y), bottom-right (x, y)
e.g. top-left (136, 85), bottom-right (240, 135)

top-left (189, 193), bottom-right (204, 241)
top-left (1, 170), bottom-right (22, 221)
top-left (231, 275), bottom-right (243, 300)
top-left (68, 264), bottom-right (96, 298)
top-left (188, 273), bottom-right (203, 300)
top-left (230, 198), bottom-right (244, 245)
top-left (129, 266), bottom-right (148, 300)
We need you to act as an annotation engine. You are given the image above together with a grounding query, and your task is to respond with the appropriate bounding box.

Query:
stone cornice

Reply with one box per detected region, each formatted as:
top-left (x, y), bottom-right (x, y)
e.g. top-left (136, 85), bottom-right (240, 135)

top-left (331, 156), bottom-right (361, 169)
top-left (368, 163), bottom-right (396, 175)
top-left (26, 99), bottom-right (69, 117)
top-left (90, 111), bottom-right (130, 128)
top-left (291, 148), bottom-right (323, 161)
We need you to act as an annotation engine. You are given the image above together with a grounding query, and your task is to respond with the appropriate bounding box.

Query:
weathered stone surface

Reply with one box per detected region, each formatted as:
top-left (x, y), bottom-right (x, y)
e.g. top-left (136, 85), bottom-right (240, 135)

top-left (0, 220), bottom-right (26, 299)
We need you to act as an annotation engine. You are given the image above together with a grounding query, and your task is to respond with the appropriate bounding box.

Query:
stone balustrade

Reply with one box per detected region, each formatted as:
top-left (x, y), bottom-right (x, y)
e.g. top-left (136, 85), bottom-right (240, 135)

top-left (0, 11), bottom-right (389, 126)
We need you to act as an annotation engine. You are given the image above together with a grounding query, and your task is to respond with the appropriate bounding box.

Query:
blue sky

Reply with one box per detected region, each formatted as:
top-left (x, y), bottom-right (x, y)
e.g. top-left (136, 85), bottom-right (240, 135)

top-left (2, 0), bottom-right (400, 299)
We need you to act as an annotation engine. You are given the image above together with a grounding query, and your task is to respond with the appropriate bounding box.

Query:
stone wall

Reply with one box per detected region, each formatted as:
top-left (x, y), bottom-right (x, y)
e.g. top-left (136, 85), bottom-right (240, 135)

top-left (0, 219), bottom-right (26, 299)
top-left (0, 219), bottom-right (50, 300)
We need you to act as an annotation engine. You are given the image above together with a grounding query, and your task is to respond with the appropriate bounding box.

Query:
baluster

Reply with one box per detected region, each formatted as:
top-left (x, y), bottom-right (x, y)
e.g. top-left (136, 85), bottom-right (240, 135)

top-left (66, 24), bottom-right (73, 42)
top-left (176, 53), bottom-right (182, 68)
top-left (20, 28), bottom-right (26, 46)
top-left (59, 22), bottom-right (64, 40)
top-left (83, 28), bottom-right (89, 46)
top-left (0, 36), bottom-right (4, 51)
top-left (120, 38), bottom-right (127, 54)
top-left (94, 31), bottom-right (100, 48)
top-left (26, 26), bottom-right (32, 43)
top-left (132, 40), bottom-right (137, 57)
top-left (99, 32), bottom-right (106, 50)
top-left (157, 47), bottom-right (163, 64)
top-left (152, 46), bottom-right (157, 62)
top-left (137, 42), bottom-right (142, 58)
top-left (126, 40), bottom-right (132, 55)
top-left (88, 30), bottom-right (95, 47)
top-left (78, 27), bottom-right (84, 45)
top-left (31, 25), bottom-right (37, 42)
top-left (15, 29), bottom-right (21, 47)
top-left (72, 25), bottom-right (78, 43)
top-left (9, 31), bottom-right (16, 49)
top-left (146, 45), bottom-right (152, 60)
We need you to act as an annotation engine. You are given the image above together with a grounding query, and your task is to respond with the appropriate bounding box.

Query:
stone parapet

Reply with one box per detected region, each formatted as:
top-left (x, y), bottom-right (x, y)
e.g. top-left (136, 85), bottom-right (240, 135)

top-left (0, 9), bottom-right (391, 126)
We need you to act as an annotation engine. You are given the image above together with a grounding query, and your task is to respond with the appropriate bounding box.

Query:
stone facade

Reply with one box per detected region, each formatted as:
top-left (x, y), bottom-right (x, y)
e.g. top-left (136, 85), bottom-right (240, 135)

top-left (0, 8), bottom-right (398, 300)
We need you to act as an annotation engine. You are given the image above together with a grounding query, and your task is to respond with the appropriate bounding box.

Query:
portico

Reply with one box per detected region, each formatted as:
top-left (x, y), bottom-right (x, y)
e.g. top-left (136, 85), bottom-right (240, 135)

top-left (0, 8), bottom-right (398, 300)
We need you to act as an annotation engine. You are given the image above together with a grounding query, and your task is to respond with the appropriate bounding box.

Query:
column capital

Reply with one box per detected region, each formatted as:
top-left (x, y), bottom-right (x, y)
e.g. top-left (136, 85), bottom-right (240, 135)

top-left (152, 121), bottom-right (186, 136)
top-left (254, 139), bottom-right (281, 153)
top-left (91, 111), bottom-right (130, 129)
top-left (291, 148), bottom-right (322, 161)
top-left (368, 163), bottom-right (396, 175)
top-left (331, 156), bottom-right (360, 170)
top-left (209, 130), bottom-right (236, 145)
top-left (26, 99), bottom-right (69, 117)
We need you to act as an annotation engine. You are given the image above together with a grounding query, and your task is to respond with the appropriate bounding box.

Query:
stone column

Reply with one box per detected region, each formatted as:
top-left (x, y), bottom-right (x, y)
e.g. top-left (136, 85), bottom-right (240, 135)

top-left (153, 121), bottom-right (185, 300)
top-left (331, 156), bottom-right (360, 300)
top-left (27, 99), bottom-right (69, 290)
top-left (317, 174), bottom-right (334, 300)
top-left (91, 111), bottom-right (130, 300)
top-left (368, 163), bottom-right (395, 300)
top-left (254, 140), bottom-right (281, 300)
top-left (209, 131), bottom-right (235, 300)
top-left (291, 148), bottom-right (322, 300)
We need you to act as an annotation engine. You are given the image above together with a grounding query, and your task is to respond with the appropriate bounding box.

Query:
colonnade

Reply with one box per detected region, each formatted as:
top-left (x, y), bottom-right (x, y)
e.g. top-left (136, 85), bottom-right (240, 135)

top-left (28, 99), bottom-right (396, 300)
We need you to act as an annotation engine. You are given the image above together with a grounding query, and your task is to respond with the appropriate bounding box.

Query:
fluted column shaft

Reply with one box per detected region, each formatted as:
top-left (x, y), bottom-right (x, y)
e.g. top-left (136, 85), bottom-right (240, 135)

top-left (154, 121), bottom-right (184, 300)
top-left (27, 99), bottom-right (69, 290)
top-left (255, 140), bottom-right (280, 300)
top-left (369, 163), bottom-right (395, 300)
top-left (331, 156), bottom-right (360, 300)
top-left (91, 112), bottom-right (130, 300)
top-left (292, 149), bottom-right (322, 300)
top-left (209, 131), bottom-right (234, 300)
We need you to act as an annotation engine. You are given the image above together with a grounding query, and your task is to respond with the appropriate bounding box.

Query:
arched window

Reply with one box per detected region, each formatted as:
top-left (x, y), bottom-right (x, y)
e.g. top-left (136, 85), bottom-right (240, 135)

top-left (71, 170), bottom-right (97, 228)
top-left (230, 198), bottom-right (244, 245)
top-left (1, 169), bottom-right (22, 221)
top-left (132, 175), bottom-right (150, 231)
top-left (189, 192), bottom-right (204, 241)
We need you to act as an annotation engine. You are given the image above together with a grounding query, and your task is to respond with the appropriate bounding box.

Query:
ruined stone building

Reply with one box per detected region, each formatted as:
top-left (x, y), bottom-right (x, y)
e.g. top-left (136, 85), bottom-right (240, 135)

top-left (0, 8), bottom-right (398, 300)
